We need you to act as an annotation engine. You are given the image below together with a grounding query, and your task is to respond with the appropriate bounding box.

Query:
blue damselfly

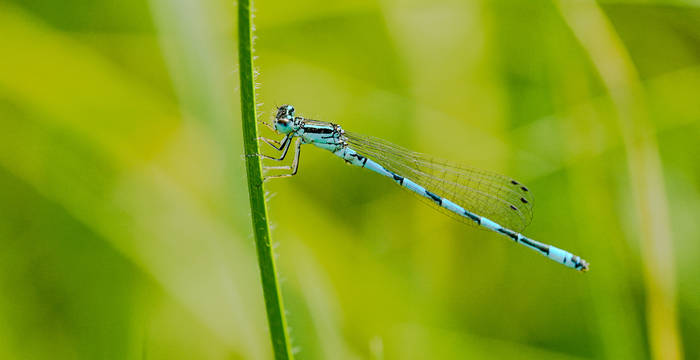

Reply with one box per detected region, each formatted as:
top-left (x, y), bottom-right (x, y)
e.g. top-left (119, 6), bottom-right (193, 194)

top-left (258, 105), bottom-right (589, 272)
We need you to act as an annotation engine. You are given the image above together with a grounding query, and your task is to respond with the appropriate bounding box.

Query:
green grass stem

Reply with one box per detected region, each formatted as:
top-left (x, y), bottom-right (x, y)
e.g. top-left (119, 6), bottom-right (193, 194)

top-left (237, 1), bottom-right (294, 359)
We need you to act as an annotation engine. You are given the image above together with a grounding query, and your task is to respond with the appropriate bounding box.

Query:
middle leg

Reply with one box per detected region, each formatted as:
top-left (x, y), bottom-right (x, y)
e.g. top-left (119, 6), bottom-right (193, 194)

top-left (264, 138), bottom-right (303, 180)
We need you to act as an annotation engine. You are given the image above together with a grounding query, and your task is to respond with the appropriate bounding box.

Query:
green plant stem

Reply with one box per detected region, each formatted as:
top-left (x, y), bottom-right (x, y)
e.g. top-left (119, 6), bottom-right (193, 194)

top-left (237, 1), bottom-right (293, 359)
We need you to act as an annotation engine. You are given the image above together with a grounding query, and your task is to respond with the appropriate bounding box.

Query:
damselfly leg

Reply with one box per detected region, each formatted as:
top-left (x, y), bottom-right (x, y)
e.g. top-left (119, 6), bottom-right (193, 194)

top-left (258, 137), bottom-right (302, 180)
top-left (258, 134), bottom-right (292, 159)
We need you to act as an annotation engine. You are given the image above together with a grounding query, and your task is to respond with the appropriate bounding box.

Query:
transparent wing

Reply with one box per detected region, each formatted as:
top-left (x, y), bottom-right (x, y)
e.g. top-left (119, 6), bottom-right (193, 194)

top-left (345, 132), bottom-right (534, 232)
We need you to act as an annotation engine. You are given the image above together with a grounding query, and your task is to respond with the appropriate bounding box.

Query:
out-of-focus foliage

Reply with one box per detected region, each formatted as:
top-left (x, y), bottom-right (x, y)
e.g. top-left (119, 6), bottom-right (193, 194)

top-left (1, 0), bottom-right (699, 359)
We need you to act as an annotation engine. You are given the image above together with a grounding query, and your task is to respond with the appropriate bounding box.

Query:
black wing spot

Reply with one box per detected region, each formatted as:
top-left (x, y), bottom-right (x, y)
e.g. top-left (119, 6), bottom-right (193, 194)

top-left (521, 186), bottom-right (529, 192)
top-left (520, 197), bottom-right (528, 204)
top-left (510, 180), bottom-right (519, 185)
top-left (510, 205), bottom-right (518, 211)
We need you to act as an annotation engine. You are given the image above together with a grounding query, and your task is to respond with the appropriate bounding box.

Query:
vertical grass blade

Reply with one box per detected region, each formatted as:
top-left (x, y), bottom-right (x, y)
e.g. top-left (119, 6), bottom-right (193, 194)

top-left (237, 1), bottom-right (294, 359)
top-left (555, 2), bottom-right (683, 359)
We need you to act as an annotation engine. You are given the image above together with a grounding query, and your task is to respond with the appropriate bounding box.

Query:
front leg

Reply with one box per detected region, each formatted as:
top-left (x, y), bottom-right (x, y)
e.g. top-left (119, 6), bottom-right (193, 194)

top-left (258, 134), bottom-right (290, 151)
top-left (264, 138), bottom-right (303, 181)
top-left (258, 134), bottom-right (293, 161)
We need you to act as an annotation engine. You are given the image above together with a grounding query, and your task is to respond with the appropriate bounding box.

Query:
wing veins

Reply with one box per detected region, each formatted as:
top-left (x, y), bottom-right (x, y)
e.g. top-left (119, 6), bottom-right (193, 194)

top-left (345, 132), bottom-right (534, 231)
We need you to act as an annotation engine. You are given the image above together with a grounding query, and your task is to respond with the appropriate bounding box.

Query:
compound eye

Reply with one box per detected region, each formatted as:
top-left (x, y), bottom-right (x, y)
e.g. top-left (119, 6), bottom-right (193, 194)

top-left (286, 105), bottom-right (295, 116)
top-left (276, 106), bottom-right (287, 119)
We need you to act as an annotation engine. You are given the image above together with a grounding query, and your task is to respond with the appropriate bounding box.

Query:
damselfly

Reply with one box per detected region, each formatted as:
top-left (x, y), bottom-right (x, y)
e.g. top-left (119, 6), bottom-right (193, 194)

top-left (258, 105), bottom-right (589, 272)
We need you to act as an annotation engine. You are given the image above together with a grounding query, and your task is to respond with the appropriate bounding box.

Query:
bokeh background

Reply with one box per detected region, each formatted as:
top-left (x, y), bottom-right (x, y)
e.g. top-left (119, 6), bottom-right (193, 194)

top-left (1, 0), bottom-right (699, 359)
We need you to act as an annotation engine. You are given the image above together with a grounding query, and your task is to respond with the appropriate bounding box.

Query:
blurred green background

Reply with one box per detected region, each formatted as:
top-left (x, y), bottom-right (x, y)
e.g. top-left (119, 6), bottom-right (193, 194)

top-left (1, 0), bottom-right (699, 359)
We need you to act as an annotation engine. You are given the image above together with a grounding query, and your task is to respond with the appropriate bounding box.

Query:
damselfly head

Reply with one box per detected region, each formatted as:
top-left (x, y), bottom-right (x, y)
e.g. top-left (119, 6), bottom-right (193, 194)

top-left (276, 104), bottom-right (295, 119)
top-left (274, 104), bottom-right (297, 134)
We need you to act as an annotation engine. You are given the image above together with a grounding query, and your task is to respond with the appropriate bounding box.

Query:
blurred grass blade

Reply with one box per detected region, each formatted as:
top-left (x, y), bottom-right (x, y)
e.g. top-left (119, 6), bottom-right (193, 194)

top-left (555, 2), bottom-right (683, 360)
top-left (238, 0), bottom-right (294, 359)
